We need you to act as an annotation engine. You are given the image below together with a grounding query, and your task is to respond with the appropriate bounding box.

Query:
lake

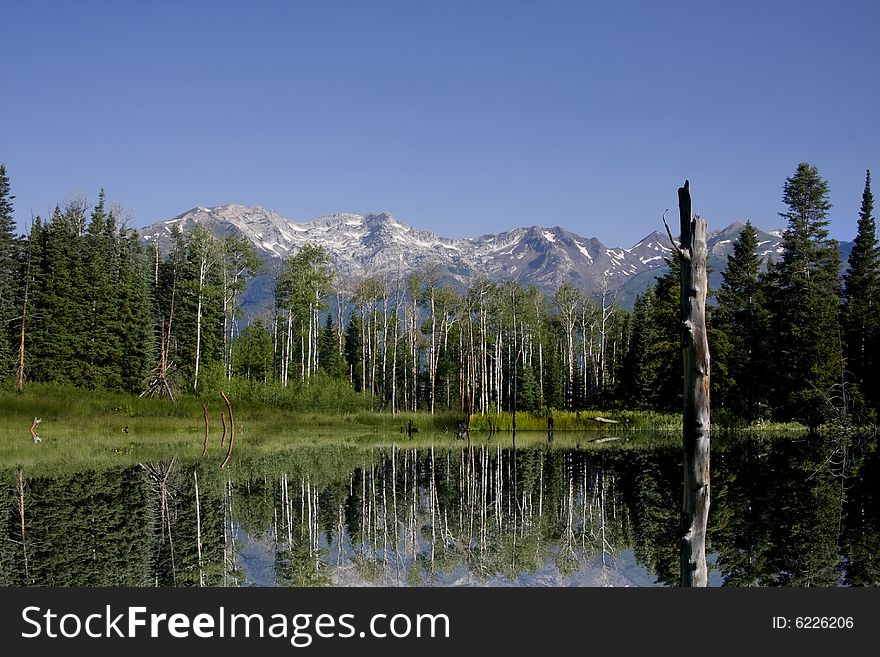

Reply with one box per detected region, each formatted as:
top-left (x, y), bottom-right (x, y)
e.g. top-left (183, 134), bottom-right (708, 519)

top-left (2, 431), bottom-right (877, 586)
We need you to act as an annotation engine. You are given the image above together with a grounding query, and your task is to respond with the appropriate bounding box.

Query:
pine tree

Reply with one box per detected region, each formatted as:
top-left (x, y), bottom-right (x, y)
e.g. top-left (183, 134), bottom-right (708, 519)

top-left (84, 191), bottom-right (123, 388)
top-left (518, 364), bottom-right (540, 411)
top-left (649, 259), bottom-right (683, 411)
top-left (769, 163), bottom-right (843, 424)
top-left (621, 288), bottom-right (658, 408)
top-left (344, 313), bottom-right (363, 391)
top-left (541, 328), bottom-right (564, 410)
top-left (841, 170), bottom-right (879, 413)
top-left (318, 314), bottom-right (346, 379)
top-left (30, 202), bottom-right (90, 384)
top-left (0, 164), bottom-right (17, 374)
top-left (117, 232), bottom-right (155, 392)
top-left (713, 222), bottom-right (772, 420)
top-left (233, 319), bottom-right (274, 382)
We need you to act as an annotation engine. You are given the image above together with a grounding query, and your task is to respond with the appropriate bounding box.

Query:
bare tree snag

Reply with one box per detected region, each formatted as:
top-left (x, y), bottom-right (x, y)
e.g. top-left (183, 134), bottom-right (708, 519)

top-left (676, 180), bottom-right (711, 587)
top-left (201, 405), bottom-right (210, 457)
top-left (220, 392), bottom-right (235, 469)
top-left (220, 412), bottom-right (227, 447)
top-left (141, 323), bottom-right (176, 403)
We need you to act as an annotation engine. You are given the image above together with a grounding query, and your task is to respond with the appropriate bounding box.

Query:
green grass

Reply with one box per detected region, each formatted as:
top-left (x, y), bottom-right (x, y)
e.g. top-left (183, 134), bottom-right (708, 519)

top-left (0, 383), bottom-right (470, 473)
top-left (466, 408), bottom-right (681, 432)
top-left (466, 408), bottom-right (809, 434)
top-left (1, 382), bottom-right (811, 474)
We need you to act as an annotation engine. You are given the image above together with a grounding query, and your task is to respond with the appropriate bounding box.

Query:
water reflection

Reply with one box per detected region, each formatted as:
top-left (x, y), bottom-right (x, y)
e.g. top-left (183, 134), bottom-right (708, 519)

top-left (2, 433), bottom-right (878, 586)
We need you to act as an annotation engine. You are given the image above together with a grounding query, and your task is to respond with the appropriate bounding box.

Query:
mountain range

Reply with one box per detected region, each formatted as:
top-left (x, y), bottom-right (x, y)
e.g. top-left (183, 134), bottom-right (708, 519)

top-left (140, 205), bottom-right (836, 313)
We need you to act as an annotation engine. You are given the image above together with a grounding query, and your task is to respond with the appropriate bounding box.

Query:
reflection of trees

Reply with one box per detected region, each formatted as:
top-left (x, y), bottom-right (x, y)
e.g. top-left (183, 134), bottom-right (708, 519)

top-left (283, 445), bottom-right (636, 585)
top-left (273, 473), bottom-right (329, 587)
top-left (842, 436), bottom-right (880, 585)
top-left (145, 461), bottom-right (229, 586)
top-left (712, 435), bottom-right (873, 586)
top-left (711, 438), bottom-right (777, 585)
top-left (0, 471), bottom-right (23, 585)
top-left (615, 447), bottom-right (680, 585)
top-left (2, 435), bottom-right (878, 587)
top-left (0, 467), bottom-right (154, 586)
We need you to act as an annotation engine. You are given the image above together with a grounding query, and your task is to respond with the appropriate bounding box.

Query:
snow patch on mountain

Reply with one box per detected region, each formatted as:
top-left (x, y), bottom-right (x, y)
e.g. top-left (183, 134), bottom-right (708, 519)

top-left (142, 205), bottom-right (794, 308)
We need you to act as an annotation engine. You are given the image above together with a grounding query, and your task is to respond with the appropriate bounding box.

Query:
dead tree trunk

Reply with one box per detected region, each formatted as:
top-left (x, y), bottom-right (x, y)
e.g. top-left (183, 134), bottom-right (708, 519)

top-left (669, 180), bottom-right (711, 587)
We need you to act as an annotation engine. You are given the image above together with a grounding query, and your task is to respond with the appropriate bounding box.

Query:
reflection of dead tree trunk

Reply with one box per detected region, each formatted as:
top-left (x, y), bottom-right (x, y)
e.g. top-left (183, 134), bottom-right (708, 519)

top-left (17, 467), bottom-right (29, 583)
top-left (194, 470), bottom-right (204, 586)
top-left (410, 450), bottom-right (418, 562)
top-left (429, 446), bottom-right (437, 569)
top-left (142, 458), bottom-right (177, 584)
top-left (666, 181), bottom-right (711, 587)
top-left (560, 461), bottom-right (577, 564)
top-left (201, 405), bottom-right (209, 457)
top-left (223, 478), bottom-right (238, 586)
top-left (336, 501), bottom-right (346, 566)
top-left (220, 392), bottom-right (235, 468)
top-left (598, 469), bottom-right (613, 568)
top-left (358, 465), bottom-right (366, 559)
top-left (281, 474), bottom-right (292, 550)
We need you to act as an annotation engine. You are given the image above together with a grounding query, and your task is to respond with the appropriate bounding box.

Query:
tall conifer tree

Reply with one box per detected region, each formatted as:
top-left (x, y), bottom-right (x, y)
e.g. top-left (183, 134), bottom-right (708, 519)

top-left (842, 170), bottom-right (879, 412)
top-left (768, 163), bottom-right (843, 424)
top-left (0, 165), bottom-right (17, 373)
top-left (714, 222), bottom-right (772, 420)
top-left (118, 232), bottom-right (155, 392)
top-left (84, 190), bottom-right (123, 388)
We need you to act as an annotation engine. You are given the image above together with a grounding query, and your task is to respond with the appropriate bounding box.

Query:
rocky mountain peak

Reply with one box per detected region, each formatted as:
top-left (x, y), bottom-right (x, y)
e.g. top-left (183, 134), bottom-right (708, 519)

top-left (141, 205), bottom-right (796, 312)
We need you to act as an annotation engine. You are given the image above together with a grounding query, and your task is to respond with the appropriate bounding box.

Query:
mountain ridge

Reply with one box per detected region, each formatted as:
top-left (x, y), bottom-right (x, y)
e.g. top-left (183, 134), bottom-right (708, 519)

top-left (141, 205), bottom-right (788, 312)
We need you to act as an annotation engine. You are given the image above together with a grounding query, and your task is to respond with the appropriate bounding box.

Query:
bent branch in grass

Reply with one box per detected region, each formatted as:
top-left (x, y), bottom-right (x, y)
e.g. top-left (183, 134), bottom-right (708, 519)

top-left (220, 392), bottom-right (235, 469)
top-left (201, 404), bottom-right (210, 457)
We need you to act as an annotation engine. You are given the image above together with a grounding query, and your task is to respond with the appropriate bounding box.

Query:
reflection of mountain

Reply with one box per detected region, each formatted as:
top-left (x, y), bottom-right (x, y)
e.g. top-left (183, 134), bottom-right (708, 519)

top-left (2, 436), bottom-right (877, 587)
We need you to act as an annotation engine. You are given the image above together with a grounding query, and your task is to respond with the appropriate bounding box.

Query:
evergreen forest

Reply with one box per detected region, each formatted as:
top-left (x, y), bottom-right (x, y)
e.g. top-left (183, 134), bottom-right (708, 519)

top-left (1, 162), bottom-right (877, 428)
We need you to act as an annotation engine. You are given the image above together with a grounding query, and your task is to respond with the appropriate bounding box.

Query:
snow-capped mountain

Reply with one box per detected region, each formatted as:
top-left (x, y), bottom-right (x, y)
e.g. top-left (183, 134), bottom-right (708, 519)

top-left (141, 205), bottom-right (787, 311)
top-left (142, 205), bottom-right (673, 289)
top-left (706, 221), bottom-right (784, 261)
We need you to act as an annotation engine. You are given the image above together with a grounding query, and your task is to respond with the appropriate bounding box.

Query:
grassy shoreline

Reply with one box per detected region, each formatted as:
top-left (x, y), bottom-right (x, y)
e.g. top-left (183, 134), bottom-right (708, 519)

top-left (1, 383), bottom-right (810, 472)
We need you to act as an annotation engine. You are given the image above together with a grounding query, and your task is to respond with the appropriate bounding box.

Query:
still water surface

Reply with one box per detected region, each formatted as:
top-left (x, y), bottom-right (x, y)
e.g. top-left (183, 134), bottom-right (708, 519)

top-left (2, 432), bottom-right (877, 586)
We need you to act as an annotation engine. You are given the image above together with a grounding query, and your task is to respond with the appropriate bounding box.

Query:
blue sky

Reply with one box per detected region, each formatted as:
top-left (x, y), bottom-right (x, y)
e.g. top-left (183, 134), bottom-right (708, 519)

top-left (2, 0), bottom-right (877, 246)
